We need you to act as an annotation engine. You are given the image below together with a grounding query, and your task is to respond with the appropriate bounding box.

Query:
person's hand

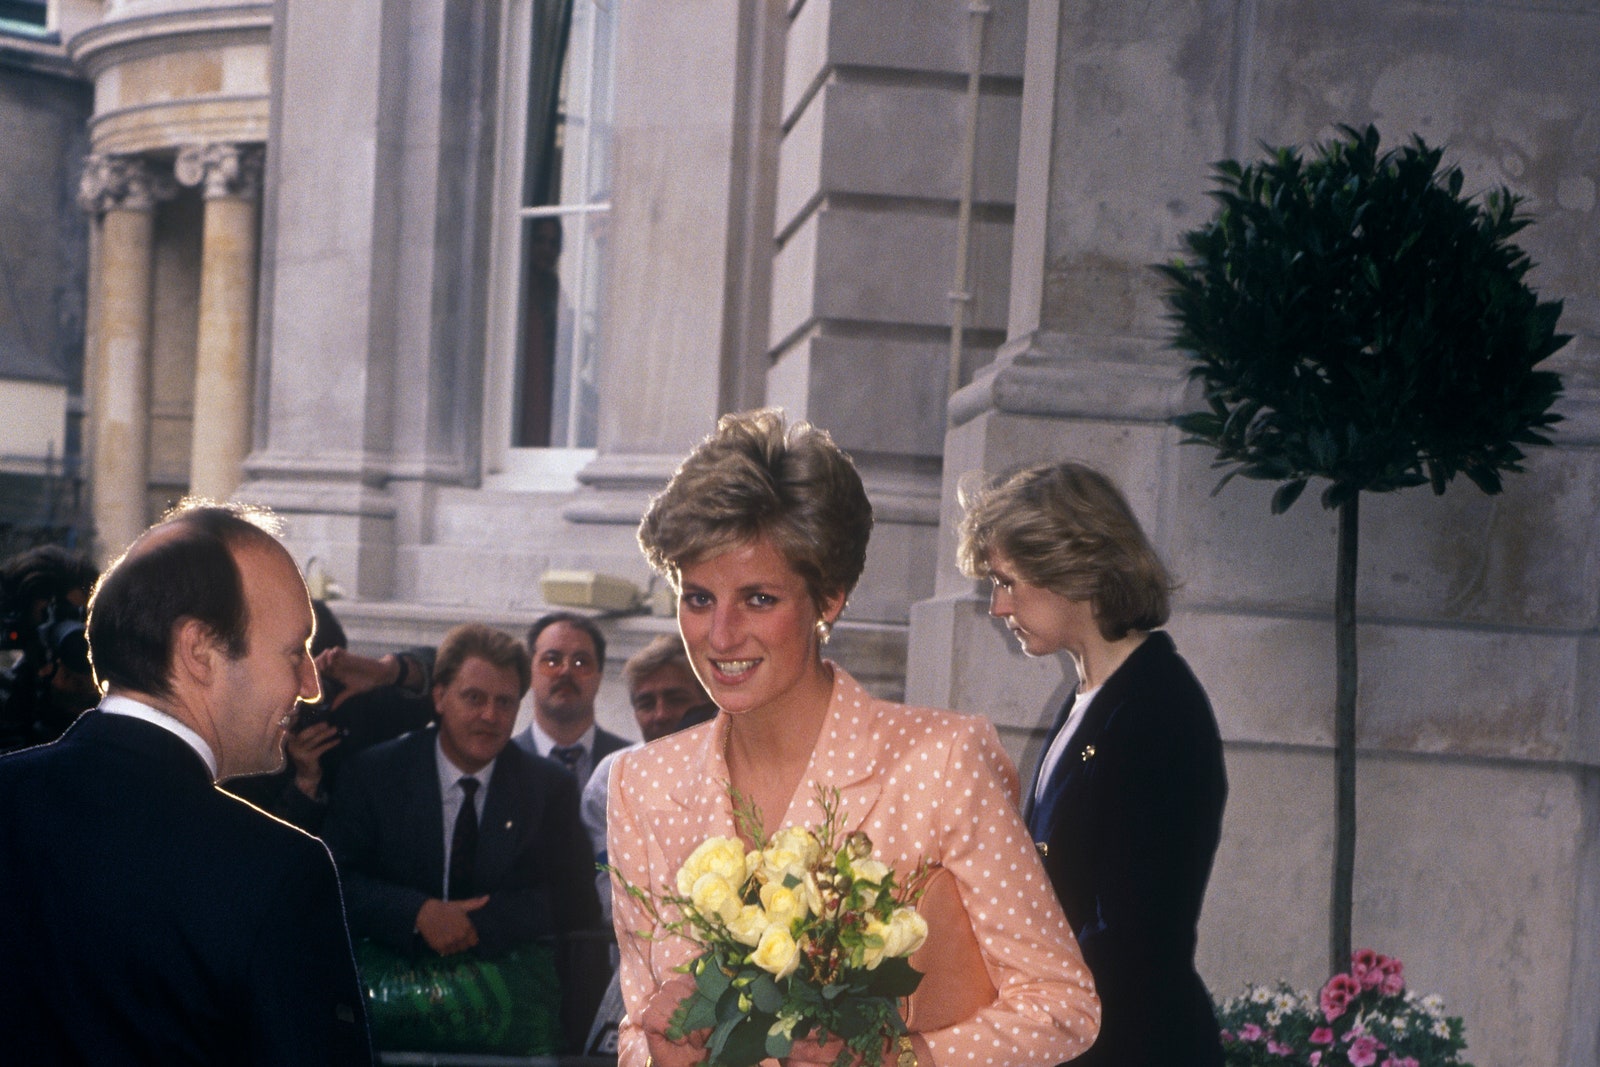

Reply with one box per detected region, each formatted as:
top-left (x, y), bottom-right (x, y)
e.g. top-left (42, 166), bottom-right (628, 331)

top-left (286, 720), bottom-right (341, 798)
top-left (315, 647), bottom-right (403, 709)
top-left (415, 896), bottom-right (488, 955)
top-left (784, 1033), bottom-right (929, 1067)
top-left (640, 974), bottom-right (709, 1067)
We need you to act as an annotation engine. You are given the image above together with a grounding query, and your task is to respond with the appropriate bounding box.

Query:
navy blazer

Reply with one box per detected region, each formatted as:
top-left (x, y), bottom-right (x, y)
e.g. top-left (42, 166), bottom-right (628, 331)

top-left (322, 725), bottom-right (600, 958)
top-left (0, 710), bottom-right (373, 1065)
top-left (1026, 631), bottom-right (1227, 1067)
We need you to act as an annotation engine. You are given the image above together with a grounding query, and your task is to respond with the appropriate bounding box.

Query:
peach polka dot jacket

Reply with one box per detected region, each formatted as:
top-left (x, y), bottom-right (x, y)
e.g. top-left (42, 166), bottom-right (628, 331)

top-left (606, 664), bottom-right (1101, 1066)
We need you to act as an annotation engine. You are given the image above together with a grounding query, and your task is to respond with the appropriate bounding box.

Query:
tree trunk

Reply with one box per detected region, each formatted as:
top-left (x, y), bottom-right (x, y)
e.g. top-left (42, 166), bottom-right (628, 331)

top-left (1330, 494), bottom-right (1359, 974)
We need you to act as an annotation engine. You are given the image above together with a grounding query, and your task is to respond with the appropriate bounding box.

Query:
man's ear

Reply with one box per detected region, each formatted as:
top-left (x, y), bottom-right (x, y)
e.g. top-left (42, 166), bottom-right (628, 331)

top-left (172, 617), bottom-right (222, 687)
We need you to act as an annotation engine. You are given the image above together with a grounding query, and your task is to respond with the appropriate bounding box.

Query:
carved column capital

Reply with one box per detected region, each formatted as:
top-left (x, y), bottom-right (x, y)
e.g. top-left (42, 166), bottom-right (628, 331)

top-left (175, 142), bottom-right (265, 200)
top-left (76, 153), bottom-right (178, 215)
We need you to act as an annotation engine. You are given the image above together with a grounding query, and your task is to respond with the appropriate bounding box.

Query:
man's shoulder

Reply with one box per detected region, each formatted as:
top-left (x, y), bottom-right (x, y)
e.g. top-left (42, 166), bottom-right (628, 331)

top-left (344, 724), bottom-right (435, 774)
top-left (592, 724), bottom-right (631, 761)
top-left (492, 738), bottom-right (578, 795)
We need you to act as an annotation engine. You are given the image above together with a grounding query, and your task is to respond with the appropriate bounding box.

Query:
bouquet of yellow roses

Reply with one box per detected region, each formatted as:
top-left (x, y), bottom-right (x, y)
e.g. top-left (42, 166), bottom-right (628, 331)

top-left (614, 785), bottom-right (930, 1067)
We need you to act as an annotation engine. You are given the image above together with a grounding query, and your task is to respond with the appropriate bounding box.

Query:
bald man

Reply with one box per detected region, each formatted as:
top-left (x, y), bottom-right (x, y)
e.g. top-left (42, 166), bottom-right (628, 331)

top-left (0, 501), bottom-right (373, 1064)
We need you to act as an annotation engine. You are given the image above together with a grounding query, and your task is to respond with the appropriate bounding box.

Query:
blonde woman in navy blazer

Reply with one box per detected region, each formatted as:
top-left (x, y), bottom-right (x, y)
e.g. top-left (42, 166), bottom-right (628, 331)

top-left (959, 463), bottom-right (1227, 1067)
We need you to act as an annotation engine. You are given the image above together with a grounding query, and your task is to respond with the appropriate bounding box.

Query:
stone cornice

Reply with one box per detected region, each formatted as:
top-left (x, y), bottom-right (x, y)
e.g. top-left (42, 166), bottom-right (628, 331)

top-left (67, 2), bottom-right (271, 78)
top-left (76, 152), bottom-right (178, 214)
top-left (948, 330), bottom-right (1191, 428)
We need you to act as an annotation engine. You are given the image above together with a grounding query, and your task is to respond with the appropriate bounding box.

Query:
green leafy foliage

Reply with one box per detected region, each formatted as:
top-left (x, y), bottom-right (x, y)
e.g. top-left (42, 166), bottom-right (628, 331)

top-left (1161, 124), bottom-right (1566, 513)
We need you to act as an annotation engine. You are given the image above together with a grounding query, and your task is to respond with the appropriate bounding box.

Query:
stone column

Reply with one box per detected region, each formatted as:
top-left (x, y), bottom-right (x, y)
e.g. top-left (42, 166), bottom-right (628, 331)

top-left (175, 143), bottom-right (264, 503)
top-left (77, 153), bottom-right (175, 562)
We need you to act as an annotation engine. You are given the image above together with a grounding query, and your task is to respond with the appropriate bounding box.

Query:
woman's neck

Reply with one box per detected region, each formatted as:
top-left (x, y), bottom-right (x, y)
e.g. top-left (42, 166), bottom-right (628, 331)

top-left (1069, 630), bottom-right (1149, 692)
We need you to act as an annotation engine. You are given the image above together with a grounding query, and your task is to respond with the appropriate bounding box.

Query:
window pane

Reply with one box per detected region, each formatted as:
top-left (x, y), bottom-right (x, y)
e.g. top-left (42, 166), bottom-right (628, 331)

top-left (511, 0), bottom-right (612, 450)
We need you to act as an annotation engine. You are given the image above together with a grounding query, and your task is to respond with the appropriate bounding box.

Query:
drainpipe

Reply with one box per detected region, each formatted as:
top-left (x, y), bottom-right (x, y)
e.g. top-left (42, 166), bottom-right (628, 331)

top-left (948, 0), bottom-right (992, 398)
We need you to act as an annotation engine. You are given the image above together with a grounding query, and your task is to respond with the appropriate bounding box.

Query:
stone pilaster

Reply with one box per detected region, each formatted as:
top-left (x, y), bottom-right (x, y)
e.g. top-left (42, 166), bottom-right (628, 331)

top-left (77, 153), bottom-right (177, 561)
top-left (175, 142), bottom-right (265, 503)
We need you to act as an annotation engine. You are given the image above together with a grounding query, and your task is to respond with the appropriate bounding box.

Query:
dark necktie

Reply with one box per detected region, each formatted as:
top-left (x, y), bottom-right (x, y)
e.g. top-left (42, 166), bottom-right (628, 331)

top-left (551, 744), bottom-right (583, 775)
top-left (448, 777), bottom-right (480, 901)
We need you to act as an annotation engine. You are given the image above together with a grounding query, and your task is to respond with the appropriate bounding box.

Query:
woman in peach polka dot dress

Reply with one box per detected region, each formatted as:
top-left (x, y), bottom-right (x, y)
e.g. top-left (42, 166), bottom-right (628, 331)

top-left (608, 409), bottom-right (1100, 1067)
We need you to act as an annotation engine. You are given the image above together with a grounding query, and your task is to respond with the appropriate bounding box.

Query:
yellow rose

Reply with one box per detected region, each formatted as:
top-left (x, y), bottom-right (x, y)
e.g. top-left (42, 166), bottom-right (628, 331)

top-left (676, 836), bottom-right (748, 897)
top-left (727, 903), bottom-right (769, 947)
top-left (751, 925), bottom-right (801, 980)
top-left (859, 917), bottom-right (890, 970)
top-left (759, 881), bottom-right (809, 929)
top-left (851, 857), bottom-right (890, 886)
top-left (689, 873), bottom-right (743, 925)
top-left (882, 907), bottom-right (928, 958)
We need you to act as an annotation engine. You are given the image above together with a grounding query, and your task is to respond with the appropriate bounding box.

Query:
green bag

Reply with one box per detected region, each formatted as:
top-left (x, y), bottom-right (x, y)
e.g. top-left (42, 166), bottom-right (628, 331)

top-left (355, 939), bottom-right (562, 1056)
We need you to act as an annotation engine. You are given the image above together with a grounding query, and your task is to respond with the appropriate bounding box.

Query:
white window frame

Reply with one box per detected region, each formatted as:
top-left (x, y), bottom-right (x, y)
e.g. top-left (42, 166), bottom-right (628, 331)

top-left (482, 0), bottom-right (613, 489)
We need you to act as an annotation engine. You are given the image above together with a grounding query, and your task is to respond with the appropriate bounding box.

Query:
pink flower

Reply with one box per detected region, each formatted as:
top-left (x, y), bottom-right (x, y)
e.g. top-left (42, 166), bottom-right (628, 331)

top-left (1219, 1030), bottom-right (1234, 1043)
top-left (1320, 974), bottom-right (1362, 1021)
top-left (1346, 1033), bottom-right (1386, 1067)
top-left (1268, 1039), bottom-right (1294, 1055)
top-left (1352, 948), bottom-right (1384, 989)
top-left (1310, 1027), bottom-right (1335, 1045)
top-left (1378, 956), bottom-right (1405, 996)
top-left (1239, 1023), bottom-right (1264, 1042)
top-left (1310, 1054), bottom-right (1322, 1067)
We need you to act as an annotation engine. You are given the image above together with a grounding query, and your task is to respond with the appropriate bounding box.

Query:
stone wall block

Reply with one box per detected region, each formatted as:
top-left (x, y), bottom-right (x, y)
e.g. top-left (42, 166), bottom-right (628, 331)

top-left (1247, 1), bottom-right (1600, 333)
top-left (828, 0), bottom-right (1027, 80)
top-left (819, 79), bottom-right (1021, 207)
top-left (768, 334), bottom-right (950, 457)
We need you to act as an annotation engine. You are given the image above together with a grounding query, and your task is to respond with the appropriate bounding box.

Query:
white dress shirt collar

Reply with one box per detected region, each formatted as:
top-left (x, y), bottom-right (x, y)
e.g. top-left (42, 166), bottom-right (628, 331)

top-left (99, 693), bottom-right (218, 779)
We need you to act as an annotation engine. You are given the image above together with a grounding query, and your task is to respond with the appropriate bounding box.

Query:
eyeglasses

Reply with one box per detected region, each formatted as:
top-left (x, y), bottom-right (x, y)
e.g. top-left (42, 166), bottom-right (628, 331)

top-left (534, 651), bottom-right (599, 678)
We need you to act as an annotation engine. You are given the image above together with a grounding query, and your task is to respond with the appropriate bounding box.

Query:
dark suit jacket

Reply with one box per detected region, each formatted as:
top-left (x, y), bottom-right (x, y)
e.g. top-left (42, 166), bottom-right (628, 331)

top-left (592, 724), bottom-right (630, 766)
top-left (322, 725), bottom-right (600, 958)
top-left (1025, 632), bottom-right (1227, 1067)
top-left (0, 709), bottom-right (373, 1065)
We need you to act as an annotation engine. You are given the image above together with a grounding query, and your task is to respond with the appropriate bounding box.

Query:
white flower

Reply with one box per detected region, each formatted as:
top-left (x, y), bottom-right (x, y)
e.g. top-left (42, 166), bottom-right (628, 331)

top-left (1421, 994), bottom-right (1445, 1016)
top-left (1432, 1019), bottom-right (1451, 1039)
top-left (1250, 986), bottom-right (1273, 1004)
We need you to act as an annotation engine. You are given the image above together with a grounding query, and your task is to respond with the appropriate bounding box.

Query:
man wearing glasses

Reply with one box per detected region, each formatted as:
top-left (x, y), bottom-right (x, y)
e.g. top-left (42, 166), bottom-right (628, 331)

top-left (513, 612), bottom-right (628, 787)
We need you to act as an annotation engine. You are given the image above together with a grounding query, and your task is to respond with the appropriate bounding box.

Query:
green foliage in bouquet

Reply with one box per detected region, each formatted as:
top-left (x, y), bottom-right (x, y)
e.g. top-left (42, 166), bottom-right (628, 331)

top-left (1215, 951), bottom-right (1473, 1067)
top-left (613, 785), bottom-right (932, 1067)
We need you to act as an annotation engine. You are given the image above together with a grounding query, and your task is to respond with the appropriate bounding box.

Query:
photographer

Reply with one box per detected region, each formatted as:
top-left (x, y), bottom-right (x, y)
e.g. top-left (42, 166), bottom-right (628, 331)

top-left (223, 600), bottom-right (434, 832)
top-left (0, 546), bottom-right (98, 753)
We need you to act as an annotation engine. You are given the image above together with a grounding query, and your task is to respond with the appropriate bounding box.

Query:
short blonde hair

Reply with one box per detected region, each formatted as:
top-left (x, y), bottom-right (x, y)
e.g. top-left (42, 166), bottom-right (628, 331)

top-left (957, 463), bottom-right (1172, 641)
top-left (637, 409), bottom-right (873, 611)
top-left (433, 623), bottom-right (533, 697)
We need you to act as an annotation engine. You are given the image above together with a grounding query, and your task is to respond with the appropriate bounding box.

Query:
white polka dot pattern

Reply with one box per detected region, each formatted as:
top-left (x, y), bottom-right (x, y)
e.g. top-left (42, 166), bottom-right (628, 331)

top-left (605, 664), bottom-right (1101, 1066)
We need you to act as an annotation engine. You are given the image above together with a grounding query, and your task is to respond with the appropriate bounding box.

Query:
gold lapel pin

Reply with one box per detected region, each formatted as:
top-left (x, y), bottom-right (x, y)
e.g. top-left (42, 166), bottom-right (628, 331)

top-left (1080, 744), bottom-right (1096, 762)
top-left (503, 820), bottom-right (513, 830)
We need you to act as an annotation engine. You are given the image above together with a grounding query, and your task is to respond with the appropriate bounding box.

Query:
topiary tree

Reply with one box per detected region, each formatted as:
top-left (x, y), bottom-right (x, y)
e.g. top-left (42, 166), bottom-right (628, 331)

top-left (1159, 124), bottom-right (1567, 974)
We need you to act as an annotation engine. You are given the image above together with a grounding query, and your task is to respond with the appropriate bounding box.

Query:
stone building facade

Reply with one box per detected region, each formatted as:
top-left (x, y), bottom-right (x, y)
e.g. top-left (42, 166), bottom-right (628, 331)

top-left (24, 0), bottom-right (1600, 1062)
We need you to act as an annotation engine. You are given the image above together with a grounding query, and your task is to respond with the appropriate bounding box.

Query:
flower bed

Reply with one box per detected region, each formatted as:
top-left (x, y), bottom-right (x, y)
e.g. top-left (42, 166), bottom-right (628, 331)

top-left (1216, 951), bottom-right (1473, 1067)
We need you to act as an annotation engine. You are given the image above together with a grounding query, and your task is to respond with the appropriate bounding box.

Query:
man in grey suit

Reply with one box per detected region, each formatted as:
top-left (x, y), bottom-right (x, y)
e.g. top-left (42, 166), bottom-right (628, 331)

top-left (0, 501), bottom-right (373, 1064)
